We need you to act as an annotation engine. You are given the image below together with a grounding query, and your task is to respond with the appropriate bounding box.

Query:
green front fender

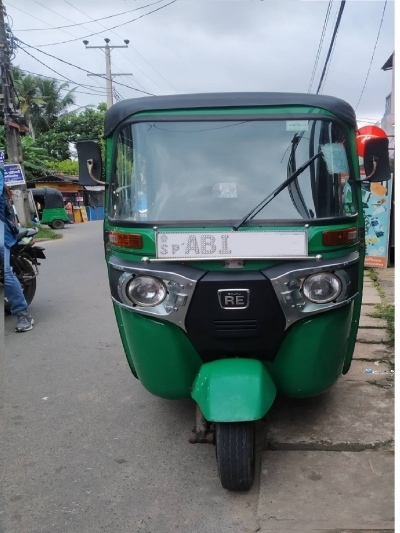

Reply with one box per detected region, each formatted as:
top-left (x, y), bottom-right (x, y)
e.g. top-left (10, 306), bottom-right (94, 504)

top-left (191, 359), bottom-right (277, 422)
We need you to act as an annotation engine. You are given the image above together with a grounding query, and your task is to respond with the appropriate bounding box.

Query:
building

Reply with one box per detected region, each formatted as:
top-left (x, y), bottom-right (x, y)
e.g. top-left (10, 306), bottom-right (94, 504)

top-left (380, 52), bottom-right (394, 136)
top-left (27, 173), bottom-right (105, 220)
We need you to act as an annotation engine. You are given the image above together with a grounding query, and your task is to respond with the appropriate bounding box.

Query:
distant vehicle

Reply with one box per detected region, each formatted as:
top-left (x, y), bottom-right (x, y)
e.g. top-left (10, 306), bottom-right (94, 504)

top-left (31, 187), bottom-right (69, 229)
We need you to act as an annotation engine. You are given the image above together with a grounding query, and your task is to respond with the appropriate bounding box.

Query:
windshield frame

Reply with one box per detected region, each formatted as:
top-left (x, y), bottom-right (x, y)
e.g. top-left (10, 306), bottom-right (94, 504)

top-left (108, 112), bottom-right (359, 228)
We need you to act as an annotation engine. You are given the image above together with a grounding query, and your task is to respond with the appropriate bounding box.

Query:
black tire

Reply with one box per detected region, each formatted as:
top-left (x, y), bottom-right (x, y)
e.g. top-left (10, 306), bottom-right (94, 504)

top-left (51, 219), bottom-right (65, 230)
top-left (215, 421), bottom-right (256, 491)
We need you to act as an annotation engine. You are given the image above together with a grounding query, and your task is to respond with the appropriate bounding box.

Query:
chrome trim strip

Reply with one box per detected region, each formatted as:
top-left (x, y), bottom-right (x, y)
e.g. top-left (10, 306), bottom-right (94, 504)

top-left (142, 255), bottom-right (321, 263)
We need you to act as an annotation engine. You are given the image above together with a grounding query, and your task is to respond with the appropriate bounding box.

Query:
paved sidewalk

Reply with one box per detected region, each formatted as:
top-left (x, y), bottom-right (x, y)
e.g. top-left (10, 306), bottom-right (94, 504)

top-left (257, 270), bottom-right (394, 532)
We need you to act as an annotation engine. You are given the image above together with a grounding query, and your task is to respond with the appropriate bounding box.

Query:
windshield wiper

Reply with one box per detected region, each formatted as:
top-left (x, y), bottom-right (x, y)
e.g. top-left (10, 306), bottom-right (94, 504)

top-left (232, 151), bottom-right (323, 231)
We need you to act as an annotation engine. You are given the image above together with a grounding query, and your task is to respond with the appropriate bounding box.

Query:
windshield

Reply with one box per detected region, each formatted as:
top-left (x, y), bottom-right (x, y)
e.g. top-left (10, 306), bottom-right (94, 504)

top-left (109, 118), bottom-right (356, 224)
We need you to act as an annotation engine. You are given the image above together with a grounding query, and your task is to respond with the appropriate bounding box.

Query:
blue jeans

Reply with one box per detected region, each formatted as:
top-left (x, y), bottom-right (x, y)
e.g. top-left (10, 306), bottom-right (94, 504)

top-left (1, 238), bottom-right (28, 315)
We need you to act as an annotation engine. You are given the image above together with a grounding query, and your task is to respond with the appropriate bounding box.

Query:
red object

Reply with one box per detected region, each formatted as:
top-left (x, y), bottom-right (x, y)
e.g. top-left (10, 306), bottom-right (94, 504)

top-left (322, 228), bottom-right (357, 246)
top-left (356, 126), bottom-right (387, 157)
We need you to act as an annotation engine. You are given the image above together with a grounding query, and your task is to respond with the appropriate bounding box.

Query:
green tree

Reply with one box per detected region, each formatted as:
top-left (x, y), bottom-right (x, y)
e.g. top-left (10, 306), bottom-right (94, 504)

top-left (0, 126), bottom-right (53, 180)
top-left (46, 159), bottom-right (79, 175)
top-left (37, 104), bottom-right (106, 161)
top-left (35, 78), bottom-right (77, 133)
top-left (12, 67), bottom-right (76, 138)
top-left (20, 136), bottom-right (53, 180)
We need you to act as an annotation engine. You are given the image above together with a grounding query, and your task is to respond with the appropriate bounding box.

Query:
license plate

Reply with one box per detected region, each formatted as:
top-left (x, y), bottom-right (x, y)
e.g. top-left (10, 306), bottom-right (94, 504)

top-left (156, 231), bottom-right (308, 260)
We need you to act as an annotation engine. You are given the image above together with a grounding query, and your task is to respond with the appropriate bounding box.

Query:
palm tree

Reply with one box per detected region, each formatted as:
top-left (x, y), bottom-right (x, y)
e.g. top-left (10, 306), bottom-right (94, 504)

top-left (12, 69), bottom-right (45, 139)
top-left (11, 68), bottom-right (76, 138)
top-left (35, 78), bottom-right (76, 131)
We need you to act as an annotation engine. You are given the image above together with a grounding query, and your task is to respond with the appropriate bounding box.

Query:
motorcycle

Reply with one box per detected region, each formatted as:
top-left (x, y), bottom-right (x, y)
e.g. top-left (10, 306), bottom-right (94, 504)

top-left (1, 227), bottom-right (46, 313)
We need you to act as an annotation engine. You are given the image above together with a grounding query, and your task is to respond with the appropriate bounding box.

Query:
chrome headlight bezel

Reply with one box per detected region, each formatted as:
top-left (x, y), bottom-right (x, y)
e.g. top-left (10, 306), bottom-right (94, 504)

top-left (302, 272), bottom-right (342, 304)
top-left (126, 275), bottom-right (167, 307)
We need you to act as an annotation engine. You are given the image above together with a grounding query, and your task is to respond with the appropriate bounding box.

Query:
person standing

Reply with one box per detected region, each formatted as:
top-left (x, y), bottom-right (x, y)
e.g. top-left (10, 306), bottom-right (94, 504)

top-left (65, 199), bottom-right (74, 223)
top-left (0, 167), bottom-right (34, 332)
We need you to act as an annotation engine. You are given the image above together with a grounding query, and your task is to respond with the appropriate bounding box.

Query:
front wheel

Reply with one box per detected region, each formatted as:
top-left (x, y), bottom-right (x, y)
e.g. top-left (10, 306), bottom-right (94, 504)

top-left (215, 421), bottom-right (256, 491)
top-left (51, 219), bottom-right (65, 230)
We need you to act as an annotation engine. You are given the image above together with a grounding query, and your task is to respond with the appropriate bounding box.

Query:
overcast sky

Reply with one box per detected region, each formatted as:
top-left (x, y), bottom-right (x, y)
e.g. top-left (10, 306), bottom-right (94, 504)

top-left (6, 0), bottom-right (395, 125)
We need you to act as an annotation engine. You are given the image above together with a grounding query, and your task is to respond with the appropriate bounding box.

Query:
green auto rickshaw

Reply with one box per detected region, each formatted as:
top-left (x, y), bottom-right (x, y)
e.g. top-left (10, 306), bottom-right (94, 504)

top-left (31, 187), bottom-right (69, 229)
top-left (77, 93), bottom-right (390, 491)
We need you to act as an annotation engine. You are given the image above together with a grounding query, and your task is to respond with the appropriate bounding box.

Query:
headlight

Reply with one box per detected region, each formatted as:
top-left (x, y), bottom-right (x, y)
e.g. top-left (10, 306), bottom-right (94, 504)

top-left (302, 272), bottom-right (342, 304)
top-left (126, 276), bottom-right (167, 307)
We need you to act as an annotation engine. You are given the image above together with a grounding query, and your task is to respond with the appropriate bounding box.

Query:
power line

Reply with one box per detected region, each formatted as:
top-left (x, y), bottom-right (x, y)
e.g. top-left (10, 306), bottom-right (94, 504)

top-left (6, 1), bottom-right (94, 42)
top-left (315, 0), bottom-right (346, 94)
top-left (308, 1), bottom-right (332, 93)
top-left (62, 0), bottom-right (151, 93)
top-left (354, 0), bottom-right (388, 111)
top-left (34, 0), bottom-right (177, 48)
top-left (17, 69), bottom-right (106, 94)
top-left (63, 0), bottom-right (168, 93)
top-left (17, 0), bottom-right (113, 67)
top-left (16, 39), bottom-right (155, 96)
top-left (128, 43), bottom-right (178, 93)
top-left (14, 3), bottom-right (167, 31)
top-left (17, 47), bottom-right (108, 95)
top-left (320, 6), bottom-right (340, 94)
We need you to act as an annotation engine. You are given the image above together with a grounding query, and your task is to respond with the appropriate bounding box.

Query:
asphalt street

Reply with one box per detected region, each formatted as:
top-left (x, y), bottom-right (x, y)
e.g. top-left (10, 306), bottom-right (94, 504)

top-left (2, 221), bottom-right (261, 533)
top-left (2, 220), bottom-right (394, 533)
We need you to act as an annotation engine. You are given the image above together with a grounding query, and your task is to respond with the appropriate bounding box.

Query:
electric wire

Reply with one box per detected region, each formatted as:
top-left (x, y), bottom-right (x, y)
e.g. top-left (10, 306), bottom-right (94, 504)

top-left (62, 0), bottom-right (167, 93)
top-left (315, 0), bottom-right (346, 94)
top-left (308, 0), bottom-right (332, 93)
top-left (18, 47), bottom-right (110, 96)
top-left (16, 40), bottom-right (155, 96)
top-left (319, 1), bottom-right (341, 93)
top-left (18, 69), bottom-right (107, 94)
top-left (61, 0), bottom-right (151, 94)
top-left (14, 2), bottom-right (166, 31)
top-left (354, 0), bottom-right (388, 110)
top-left (34, 1), bottom-right (177, 48)
top-left (6, 1), bottom-right (98, 42)
top-left (320, 23), bottom-right (338, 93)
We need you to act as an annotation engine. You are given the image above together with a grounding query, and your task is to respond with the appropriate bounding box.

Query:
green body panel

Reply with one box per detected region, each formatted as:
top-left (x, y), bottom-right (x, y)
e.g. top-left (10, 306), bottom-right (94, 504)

top-left (191, 359), bottom-right (276, 422)
top-left (41, 207), bottom-right (69, 225)
top-left (265, 303), bottom-right (354, 398)
top-left (115, 304), bottom-right (203, 399)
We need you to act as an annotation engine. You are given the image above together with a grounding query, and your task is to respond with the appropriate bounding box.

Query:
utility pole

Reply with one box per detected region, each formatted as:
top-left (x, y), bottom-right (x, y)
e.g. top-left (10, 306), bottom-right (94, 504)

top-left (84, 38), bottom-right (132, 108)
top-left (0, 0), bottom-right (30, 225)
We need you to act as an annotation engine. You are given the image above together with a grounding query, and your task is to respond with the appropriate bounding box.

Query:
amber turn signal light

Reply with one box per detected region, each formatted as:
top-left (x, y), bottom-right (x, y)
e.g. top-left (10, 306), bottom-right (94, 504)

top-left (109, 231), bottom-right (143, 248)
top-left (322, 227), bottom-right (357, 246)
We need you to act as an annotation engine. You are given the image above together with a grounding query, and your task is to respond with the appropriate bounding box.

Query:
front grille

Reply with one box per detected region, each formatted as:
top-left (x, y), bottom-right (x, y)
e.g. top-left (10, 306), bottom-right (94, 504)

top-left (214, 319), bottom-right (257, 336)
top-left (185, 270), bottom-right (286, 362)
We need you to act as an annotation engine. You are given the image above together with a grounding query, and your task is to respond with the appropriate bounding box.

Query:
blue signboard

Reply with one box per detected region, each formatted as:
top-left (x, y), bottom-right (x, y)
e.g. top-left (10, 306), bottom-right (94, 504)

top-left (4, 164), bottom-right (26, 186)
top-left (0, 150), bottom-right (4, 166)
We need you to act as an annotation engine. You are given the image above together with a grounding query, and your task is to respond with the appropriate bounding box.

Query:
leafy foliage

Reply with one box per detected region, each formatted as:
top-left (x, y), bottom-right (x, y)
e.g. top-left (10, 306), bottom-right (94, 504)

top-left (46, 159), bottom-right (79, 175)
top-left (0, 126), bottom-right (53, 181)
top-left (36, 104), bottom-right (107, 161)
top-left (12, 67), bottom-right (76, 138)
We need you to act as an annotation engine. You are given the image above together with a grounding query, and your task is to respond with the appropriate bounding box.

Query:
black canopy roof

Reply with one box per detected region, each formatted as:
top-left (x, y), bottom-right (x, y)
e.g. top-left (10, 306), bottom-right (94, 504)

top-left (31, 187), bottom-right (65, 208)
top-left (104, 92), bottom-right (357, 137)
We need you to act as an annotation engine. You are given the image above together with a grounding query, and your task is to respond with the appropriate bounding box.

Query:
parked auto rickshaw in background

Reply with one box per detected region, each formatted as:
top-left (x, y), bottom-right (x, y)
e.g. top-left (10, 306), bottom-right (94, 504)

top-left (31, 187), bottom-right (69, 229)
top-left (77, 93), bottom-right (390, 491)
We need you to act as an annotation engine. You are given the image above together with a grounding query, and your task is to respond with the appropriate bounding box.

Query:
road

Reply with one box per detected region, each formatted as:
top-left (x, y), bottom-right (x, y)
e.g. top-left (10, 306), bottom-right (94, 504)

top-left (2, 221), bottom-right (394, 533)
top-left (2, 221), bottom-right (260, 533)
